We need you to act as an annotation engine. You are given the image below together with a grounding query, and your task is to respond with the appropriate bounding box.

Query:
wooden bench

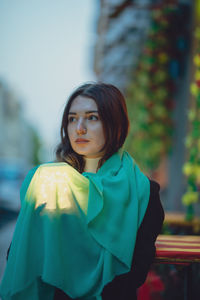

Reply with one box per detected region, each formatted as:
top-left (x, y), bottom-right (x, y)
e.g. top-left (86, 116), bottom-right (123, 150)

top-left (155, 235), bottom-right (200, 300)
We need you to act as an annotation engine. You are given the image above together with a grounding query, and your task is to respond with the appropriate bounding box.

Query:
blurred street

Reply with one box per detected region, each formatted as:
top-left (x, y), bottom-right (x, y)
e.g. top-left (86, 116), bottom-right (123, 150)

top-left (0, 0), bottom-right (200, 299)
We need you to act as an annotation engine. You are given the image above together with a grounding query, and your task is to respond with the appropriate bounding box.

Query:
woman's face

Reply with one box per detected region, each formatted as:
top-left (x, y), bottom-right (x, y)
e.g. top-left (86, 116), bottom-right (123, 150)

top-left (67, 96), bottom-right (105, 158)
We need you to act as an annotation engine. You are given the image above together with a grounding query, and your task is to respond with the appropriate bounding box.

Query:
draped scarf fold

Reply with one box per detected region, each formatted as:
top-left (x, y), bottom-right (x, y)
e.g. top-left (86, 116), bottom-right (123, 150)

top-left (0, 151), bottom-right (150, 300)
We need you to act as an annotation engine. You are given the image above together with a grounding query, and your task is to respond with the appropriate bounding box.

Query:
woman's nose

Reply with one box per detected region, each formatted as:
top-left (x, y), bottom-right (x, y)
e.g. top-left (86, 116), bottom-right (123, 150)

top-left (76, 119), bottom-right (87, 135)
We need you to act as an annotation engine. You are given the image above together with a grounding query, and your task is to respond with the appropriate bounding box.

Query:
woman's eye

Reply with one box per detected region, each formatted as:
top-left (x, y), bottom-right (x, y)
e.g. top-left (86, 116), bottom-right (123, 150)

top-left (88, 115), bottom-right (98, 121)
top-left (68, 116), bottom-right (76, 123)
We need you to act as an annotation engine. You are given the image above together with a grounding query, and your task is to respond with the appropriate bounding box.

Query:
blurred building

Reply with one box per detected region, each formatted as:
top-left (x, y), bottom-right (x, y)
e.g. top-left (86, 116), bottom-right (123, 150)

top-left (94, 0), bottom-right (152, 91)
top-left (93, 0), bottom-right (193, 212)
top-left (0, 80), bottom-right (41, 211)
top-left (0, 80), bottom-right (34, 165)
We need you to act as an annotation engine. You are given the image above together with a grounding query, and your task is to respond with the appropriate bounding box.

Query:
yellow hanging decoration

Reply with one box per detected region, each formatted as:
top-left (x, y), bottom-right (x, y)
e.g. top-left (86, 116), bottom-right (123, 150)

top-left (195, 0), bottom-right (200, 24)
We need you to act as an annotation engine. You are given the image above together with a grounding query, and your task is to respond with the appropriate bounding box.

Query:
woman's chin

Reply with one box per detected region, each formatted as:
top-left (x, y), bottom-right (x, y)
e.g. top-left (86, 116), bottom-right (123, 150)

top-left (74, 150), bottom-right (103, 159)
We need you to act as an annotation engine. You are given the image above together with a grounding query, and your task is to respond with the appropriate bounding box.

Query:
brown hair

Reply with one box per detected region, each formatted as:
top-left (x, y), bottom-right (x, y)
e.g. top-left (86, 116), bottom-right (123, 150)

top-left (55, 82), bottom-right (129, 172)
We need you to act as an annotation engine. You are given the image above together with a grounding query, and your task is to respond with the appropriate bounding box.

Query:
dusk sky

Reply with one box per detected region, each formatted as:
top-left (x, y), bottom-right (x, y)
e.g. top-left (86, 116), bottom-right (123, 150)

top-left (0, 0), bottom-right (97, 158)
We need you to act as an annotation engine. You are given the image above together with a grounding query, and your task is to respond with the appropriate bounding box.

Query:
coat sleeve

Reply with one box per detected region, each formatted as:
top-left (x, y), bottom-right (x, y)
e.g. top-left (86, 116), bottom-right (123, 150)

top-left (102, 179), bottom-right (165, 300)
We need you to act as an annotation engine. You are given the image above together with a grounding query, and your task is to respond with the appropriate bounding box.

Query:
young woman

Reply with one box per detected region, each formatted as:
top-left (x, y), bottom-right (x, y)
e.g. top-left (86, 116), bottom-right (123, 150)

top-left (0, 83), bottom-right (164, 300)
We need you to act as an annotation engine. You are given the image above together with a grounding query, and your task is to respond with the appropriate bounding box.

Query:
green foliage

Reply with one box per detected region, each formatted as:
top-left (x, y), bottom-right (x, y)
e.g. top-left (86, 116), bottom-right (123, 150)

top-left (29, 126), bottom-right (43, 165)
top-left (125, 6), bottom-right (177, 173)
top-left (182, 28), bottom-right (200, 210)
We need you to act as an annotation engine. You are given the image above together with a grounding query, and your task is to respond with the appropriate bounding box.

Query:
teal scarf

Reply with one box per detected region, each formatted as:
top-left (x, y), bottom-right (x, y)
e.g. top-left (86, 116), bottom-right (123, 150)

top-left (0, 151), bottom-right (150, 300)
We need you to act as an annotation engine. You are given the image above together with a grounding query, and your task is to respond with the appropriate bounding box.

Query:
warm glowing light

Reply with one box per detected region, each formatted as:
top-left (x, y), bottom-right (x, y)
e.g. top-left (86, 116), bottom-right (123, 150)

top-left (25, 163), bottom-right (89, 213)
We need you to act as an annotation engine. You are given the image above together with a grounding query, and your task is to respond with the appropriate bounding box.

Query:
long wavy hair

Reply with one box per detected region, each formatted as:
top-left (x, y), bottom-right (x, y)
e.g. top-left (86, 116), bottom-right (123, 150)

top-left (55, 82), bottom-right (129, 173)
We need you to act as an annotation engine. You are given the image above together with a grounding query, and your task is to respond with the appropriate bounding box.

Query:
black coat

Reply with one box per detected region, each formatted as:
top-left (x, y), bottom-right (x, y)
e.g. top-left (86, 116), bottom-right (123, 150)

top-left (7, 180), bottom-right (164, 300)
top-left (54, 180), bottom-right (164, 300)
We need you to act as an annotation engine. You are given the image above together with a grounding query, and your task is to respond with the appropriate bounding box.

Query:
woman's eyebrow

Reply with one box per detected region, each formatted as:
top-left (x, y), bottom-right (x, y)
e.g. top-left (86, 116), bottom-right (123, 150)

top-left (86, 110), bottom-right (98, 114)
top-left (68, 110), bottom-right (98, 114)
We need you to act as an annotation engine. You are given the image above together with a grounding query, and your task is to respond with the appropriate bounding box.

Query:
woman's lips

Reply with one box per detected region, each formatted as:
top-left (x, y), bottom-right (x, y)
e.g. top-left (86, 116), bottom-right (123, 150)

top-left (75, 138), bottom-right (89, 144)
